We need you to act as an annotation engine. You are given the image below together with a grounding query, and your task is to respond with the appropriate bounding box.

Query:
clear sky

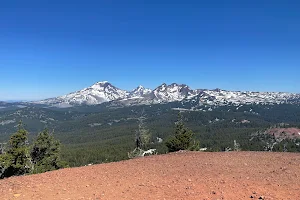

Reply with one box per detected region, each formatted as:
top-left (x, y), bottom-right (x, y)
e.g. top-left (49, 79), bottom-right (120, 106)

top-left (0, 0), bottom-right (300, 100)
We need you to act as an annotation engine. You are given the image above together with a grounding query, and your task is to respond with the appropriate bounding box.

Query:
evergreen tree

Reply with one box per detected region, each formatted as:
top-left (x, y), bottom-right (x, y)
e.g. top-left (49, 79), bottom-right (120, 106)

top-left (0, 122), bottom-right (32, 178)
top-left (165, 113), bottom-right (195, 152)
top-left (31, 129), bottom-right (65, 174)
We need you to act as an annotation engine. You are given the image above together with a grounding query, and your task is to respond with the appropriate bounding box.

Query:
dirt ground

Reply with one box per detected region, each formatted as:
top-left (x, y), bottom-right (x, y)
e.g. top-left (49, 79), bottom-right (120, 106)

top-left (0, 151), bottom-right (300, 200)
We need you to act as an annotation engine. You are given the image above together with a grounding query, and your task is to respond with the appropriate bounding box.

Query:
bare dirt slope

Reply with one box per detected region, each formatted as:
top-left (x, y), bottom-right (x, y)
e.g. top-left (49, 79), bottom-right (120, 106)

top-left (267, 128), bottom-right (300, 139)
top-left (1, 151), bottom-right (300, 200)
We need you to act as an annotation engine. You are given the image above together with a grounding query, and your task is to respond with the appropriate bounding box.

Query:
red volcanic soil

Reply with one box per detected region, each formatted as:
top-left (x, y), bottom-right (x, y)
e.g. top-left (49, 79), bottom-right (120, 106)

top-left (267, 128), bottom-right (300, 139)
top-left (0, 151), bottom-right (300, 200)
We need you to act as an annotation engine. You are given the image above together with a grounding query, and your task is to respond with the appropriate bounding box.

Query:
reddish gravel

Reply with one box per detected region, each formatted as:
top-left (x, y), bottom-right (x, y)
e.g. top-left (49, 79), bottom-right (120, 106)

top-left (1, 151), bottom-right (300, 200)
top-left (267, 128), bottom-right (300, 139)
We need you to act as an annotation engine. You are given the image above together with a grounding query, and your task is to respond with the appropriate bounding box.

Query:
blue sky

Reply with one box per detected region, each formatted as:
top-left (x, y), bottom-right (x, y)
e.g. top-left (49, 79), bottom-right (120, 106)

top-left (0, 0), bottom-right (300, 100)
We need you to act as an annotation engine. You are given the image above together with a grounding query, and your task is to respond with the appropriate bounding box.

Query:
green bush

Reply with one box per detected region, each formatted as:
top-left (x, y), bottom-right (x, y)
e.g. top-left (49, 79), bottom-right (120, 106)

top-left (189, 140), bottom-right (200, 151)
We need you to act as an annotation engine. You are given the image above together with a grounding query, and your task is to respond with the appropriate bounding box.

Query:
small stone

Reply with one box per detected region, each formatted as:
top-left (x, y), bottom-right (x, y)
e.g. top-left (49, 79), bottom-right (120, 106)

top-left (188, 179), bottom-right (192, 182)
top-left (13, 194), bottom-right (21, 197)
top-left (258, 196), bottom-right (265, 200)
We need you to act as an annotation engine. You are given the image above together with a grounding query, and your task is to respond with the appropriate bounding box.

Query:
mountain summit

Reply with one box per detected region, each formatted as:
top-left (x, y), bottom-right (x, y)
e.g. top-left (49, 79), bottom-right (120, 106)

top-left (129, 85), bottom-right (152, 98)
top-left (38, 81), bottom-right (128, 106)
top-left (149, 83), bottom-right (196, 102)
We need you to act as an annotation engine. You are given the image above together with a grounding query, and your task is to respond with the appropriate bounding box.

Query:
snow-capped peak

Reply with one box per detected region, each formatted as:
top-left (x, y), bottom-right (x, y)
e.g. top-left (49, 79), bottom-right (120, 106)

top-left (38, 81), bottom-right (128, 106)
top-left (95, 80), bottom-right (108, 84)
top-left (136, 85), bottom-right (145, 91)
top-left (129, 85), bottom-right (152, 98)
top-left (150, 83), bottom-right (196, 102)
top-left (89, 81), bottom-right (117, 92)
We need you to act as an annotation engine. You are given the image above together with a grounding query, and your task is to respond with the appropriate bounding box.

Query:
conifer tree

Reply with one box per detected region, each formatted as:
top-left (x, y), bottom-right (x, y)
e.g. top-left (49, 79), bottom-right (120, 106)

top-left (0, 122), bottom-right (32, 178)
top-left (166, 113), bottom-right (195, 152)
top-left (31, 129), bottom-right (65, 173)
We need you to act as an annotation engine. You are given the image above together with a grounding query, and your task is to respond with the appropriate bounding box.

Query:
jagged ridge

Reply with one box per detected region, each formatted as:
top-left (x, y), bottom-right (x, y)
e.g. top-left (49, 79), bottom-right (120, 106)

top-left (36, 81), bottom-right (300, 107)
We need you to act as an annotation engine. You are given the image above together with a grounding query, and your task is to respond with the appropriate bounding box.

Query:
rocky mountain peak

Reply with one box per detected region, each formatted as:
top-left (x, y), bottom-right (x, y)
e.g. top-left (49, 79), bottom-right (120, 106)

top-left (130, 85), bottom-right (152, 98)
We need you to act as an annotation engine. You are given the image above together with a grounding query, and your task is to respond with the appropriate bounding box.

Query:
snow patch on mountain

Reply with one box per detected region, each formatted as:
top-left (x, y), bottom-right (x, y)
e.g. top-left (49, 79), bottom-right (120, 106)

top-left (183, 89), bottom-right (300, 106)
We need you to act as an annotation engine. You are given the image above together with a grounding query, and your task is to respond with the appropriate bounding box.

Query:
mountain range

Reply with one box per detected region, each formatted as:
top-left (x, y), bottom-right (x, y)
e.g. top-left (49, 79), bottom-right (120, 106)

top-left (1, 81), bottom-right (300, 167)
top-left (35, 81), bottom-right (300, 108)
